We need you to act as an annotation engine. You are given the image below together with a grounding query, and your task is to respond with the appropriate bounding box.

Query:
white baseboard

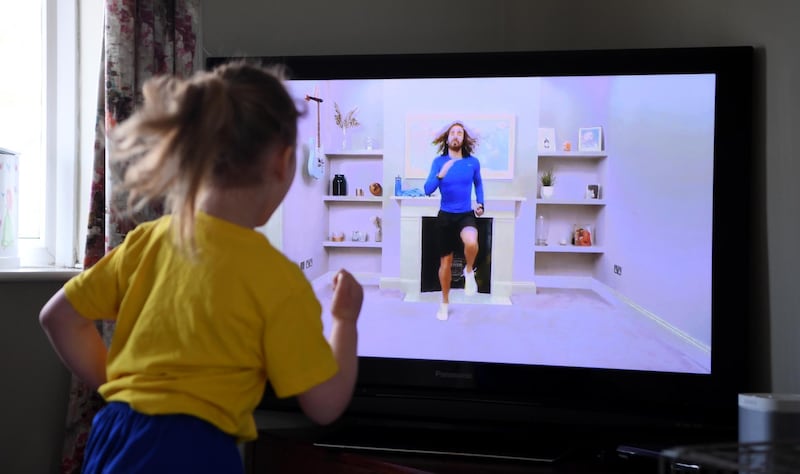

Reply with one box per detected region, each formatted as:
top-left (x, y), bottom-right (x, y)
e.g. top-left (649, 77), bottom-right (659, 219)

top-left (591, 279), bottom-right (711, 355)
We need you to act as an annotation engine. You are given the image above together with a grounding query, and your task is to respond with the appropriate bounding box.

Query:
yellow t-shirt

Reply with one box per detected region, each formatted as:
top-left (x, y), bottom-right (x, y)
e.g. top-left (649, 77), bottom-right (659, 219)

top-left (63, 212), bottom-right (338, 441)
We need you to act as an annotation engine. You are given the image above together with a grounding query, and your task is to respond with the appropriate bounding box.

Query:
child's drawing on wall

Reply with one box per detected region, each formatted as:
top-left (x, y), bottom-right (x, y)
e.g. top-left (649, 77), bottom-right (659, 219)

top-left (1, 187), bottom-right (13, 249)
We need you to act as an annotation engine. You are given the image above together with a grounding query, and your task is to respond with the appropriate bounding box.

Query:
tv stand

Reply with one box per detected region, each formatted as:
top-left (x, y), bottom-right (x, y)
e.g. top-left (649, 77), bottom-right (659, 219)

top-left (246, 431), bottom-right (660, 474)
top-left (310, 442), bottom-right (564, 465)
top-left (249, 408), bottom-right (730, 473)
top-left (253, 408), bottom-right (583, 462)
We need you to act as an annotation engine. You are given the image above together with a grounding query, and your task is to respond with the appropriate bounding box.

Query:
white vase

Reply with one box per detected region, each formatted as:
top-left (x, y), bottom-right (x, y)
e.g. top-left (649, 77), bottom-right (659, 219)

top-left (541, 186), bottom-right (554, 199)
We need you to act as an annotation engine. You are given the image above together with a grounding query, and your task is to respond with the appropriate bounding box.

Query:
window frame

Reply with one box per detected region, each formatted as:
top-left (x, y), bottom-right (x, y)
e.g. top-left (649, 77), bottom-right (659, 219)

top-left (18, 0), bottom-right (85, 269)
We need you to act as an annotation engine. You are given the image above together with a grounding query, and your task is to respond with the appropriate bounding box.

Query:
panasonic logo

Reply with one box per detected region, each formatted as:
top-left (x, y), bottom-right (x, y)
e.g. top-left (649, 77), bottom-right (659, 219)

top-left (435, 370), bottom-right (474, 380)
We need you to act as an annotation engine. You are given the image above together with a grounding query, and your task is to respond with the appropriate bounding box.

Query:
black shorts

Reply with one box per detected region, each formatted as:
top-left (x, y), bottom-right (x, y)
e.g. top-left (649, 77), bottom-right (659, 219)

top-left (436, 210), bottom-right (477, 257)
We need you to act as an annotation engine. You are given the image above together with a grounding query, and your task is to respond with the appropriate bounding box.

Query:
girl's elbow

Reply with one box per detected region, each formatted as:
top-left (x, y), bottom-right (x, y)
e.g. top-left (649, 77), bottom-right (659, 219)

top-left (309, 410), bottom-right (340, 426)
top-left (303, 403), bottom-right (346, 426)
top-left (39, 307), bottom-right (55, 330)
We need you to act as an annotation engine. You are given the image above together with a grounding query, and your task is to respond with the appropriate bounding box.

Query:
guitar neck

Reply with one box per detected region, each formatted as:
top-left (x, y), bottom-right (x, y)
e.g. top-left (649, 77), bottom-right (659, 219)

top-left (316, 102), bottom-right (321, 147)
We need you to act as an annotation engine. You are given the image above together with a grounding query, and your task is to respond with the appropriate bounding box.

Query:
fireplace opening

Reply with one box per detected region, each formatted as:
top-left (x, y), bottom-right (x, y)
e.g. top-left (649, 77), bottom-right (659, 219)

top-left (420, 217), bottom-right (492, 294)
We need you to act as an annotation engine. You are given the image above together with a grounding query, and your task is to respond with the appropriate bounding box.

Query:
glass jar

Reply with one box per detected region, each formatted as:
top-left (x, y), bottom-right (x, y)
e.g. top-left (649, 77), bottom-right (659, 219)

top-left (332, 174), bottom-right (347, 196)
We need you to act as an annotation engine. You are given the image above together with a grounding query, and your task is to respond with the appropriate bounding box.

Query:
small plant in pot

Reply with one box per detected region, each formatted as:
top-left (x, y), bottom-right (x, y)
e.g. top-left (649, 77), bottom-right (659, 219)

top-left (540, 169), bottom-right (556, 199)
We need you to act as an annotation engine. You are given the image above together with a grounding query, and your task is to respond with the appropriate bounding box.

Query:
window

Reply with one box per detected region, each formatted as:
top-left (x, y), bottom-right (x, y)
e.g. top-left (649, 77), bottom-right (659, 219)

top-left (0, 0), bottom-right (102, 269)
top-left (0, 3), bottom-right (45, 241)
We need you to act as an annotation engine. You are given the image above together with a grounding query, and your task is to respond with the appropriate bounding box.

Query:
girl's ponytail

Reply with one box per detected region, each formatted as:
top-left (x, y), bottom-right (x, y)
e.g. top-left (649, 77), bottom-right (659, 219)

top-left (111, 61), bottom-right (301, 256)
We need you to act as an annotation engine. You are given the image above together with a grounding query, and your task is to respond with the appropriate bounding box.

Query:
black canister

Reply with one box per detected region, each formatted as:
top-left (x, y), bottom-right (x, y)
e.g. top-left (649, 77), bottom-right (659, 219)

top-left (332, 174), bottom-right (347, 196)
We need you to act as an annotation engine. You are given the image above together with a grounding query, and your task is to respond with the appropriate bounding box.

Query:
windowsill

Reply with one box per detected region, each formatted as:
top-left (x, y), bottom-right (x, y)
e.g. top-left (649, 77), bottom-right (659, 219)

top-left (0, 266), bottom-right (81, 281)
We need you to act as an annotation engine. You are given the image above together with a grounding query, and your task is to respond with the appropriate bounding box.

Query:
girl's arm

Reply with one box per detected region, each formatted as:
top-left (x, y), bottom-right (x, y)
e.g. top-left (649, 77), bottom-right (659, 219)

top-left (39, 288), bottom-right (108, 390)
top-left (296, 318), bottom-right (358, 425)
top-left (297, 269), bottom-right (362, 425)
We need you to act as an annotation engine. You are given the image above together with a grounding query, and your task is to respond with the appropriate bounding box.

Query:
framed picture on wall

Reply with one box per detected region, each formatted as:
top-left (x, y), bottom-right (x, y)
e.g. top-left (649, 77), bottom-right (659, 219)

top-left (405, 113), bottom-right (516, 180)
top-left (578, 127), bottom-right (603, 152)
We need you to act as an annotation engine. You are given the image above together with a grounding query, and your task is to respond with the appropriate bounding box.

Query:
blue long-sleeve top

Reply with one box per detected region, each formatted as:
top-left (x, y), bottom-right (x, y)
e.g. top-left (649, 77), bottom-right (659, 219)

top-left (424, 155), bottom-right (485, 213)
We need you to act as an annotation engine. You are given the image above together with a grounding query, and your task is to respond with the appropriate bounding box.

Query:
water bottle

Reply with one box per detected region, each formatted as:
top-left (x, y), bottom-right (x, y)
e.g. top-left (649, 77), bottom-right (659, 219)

top-left (394, 175), bottom-right (402, 196)
top-left (535, 215), bottom-right (548, 246)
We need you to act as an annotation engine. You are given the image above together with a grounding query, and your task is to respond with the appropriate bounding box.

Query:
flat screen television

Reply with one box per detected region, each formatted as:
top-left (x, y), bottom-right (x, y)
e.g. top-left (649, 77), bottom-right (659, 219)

top-left (209, 46), bottom-right (754, 460)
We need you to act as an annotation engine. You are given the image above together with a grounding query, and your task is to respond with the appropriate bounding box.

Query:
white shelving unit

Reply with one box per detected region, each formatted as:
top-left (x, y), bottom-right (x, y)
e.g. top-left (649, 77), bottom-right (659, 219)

top-left (323, 151), bottom-right (384, 253)
top-left (534, 150), bottom-right (608, 279)
top-left (322, 241), bottom-right (382, 249)
top-left (535, 198), bottom-right (606, 206)
top-left (534, 245), bottom-right (605, 254)
top-left (324, 150), bottom-right (384, 158)
top-left (537, 151), bottom-right (606, 160)
top-left (322, 196), bottom-right (383, 203)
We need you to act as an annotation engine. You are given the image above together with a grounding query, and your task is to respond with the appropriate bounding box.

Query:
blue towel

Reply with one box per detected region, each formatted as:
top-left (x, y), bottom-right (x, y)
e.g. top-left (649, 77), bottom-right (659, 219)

top-left (399, 188), bottom-right (427, 197)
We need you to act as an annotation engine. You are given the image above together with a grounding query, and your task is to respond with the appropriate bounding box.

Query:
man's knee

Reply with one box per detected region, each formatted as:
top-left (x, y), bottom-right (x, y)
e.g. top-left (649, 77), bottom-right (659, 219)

top-left (462, 234), bottom-right (478, 249)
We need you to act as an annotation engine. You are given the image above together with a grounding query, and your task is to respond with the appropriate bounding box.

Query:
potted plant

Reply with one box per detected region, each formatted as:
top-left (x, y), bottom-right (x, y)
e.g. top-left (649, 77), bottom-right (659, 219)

top-left (540, 169), bottom-right (556, 199)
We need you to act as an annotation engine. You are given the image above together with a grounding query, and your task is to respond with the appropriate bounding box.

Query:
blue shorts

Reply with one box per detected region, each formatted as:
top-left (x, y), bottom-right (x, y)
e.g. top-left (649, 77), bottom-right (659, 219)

top-left (82, 402), bottom-right (244, 474)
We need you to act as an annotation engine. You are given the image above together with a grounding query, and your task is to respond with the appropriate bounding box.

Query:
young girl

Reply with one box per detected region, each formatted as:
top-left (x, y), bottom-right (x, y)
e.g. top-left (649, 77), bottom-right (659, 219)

top-left (39, 62), bottom-right (363, 473)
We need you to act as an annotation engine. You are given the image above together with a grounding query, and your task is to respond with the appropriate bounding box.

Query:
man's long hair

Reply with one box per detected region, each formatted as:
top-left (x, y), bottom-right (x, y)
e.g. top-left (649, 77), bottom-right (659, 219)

top-left (432, 121), bottom-right (477, 157)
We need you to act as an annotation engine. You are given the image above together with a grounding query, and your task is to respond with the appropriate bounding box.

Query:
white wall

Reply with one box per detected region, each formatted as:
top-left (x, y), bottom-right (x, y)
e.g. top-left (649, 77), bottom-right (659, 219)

top-left (200, 0), bottom-right (795, 392)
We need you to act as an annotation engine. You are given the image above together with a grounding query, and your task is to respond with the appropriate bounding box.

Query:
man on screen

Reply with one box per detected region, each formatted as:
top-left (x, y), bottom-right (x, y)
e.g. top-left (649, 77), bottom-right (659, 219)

top-left (424, 121), bottom-right (485, 321)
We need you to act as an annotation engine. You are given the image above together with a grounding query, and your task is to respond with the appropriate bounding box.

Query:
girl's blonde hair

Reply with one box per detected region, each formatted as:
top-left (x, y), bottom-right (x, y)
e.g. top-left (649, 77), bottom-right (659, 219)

top-left (111, 61), bottom-right (302, 254)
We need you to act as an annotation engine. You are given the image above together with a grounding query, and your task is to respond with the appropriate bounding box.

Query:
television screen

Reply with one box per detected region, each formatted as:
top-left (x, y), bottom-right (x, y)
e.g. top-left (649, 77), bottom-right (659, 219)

top-left (209, 47), bottom-right (753, 457)
top-left (292, 72), bottom-right (716, 375)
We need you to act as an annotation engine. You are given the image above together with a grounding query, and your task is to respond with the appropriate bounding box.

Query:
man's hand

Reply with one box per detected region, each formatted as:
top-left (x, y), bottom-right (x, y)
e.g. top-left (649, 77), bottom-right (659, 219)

top-left (437, 159), bottom-right (457, 179)
top-left (474, 204), bottom-right (485, 217)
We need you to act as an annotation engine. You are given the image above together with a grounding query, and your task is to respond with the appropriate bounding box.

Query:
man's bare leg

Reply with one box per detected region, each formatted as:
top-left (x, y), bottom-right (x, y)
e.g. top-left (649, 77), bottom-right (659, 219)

top-left (461, 227), bottom-right (479, 296)
top-left (437, 253), bottom-right (453, 320)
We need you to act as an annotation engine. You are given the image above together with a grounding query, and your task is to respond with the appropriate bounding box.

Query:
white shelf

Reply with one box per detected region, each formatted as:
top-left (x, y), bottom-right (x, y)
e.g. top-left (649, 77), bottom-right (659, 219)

top-left (325, 150), bottom-right (383, 158)
top-left (323, 196), bottom-right (383, 202)
top-left (534, 245), bottom-right (605, 254)
top-left (323, 148), bottom-right (385, 271)
top-left (538, 151), bottom-right (607, 159)
top-left (536, 199), bottom-right (606, 206)
top-left (323, 241), bottom-right (382, 249)
top-left (535, 138), bottom-right (608, 284)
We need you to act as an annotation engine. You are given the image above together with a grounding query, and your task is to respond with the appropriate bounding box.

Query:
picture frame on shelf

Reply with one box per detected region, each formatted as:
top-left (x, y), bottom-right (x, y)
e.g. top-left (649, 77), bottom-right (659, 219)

top-left (538, 127), bottom-right (556, 152)
top-left (578, 127), bottom-right (603, 152)
top-left (573, 224), bottom-right (593, 246)
top-left (586, 184), bottom-right (600, 199)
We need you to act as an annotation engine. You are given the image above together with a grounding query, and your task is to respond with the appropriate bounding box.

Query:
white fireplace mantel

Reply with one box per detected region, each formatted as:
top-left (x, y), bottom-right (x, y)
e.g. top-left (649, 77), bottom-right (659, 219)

top-left (387, 195), bottom-right (526, 304)
top-left (389, 195), bottom-right (526, 210)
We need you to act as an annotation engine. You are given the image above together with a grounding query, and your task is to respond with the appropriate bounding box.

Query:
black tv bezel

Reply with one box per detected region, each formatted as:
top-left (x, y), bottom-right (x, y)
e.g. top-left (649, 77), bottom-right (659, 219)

top-left (208, 46), bottom-right (754, 435)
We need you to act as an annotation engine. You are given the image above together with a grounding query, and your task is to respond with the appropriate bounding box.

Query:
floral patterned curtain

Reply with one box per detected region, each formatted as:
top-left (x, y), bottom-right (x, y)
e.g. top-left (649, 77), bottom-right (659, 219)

top-left (60, 1), bottom-right (200, 472)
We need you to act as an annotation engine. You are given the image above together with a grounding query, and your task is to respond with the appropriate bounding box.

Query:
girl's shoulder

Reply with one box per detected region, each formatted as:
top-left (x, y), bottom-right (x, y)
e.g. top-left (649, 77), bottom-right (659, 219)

top-left (117, 216), bottom-right (171, 250)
